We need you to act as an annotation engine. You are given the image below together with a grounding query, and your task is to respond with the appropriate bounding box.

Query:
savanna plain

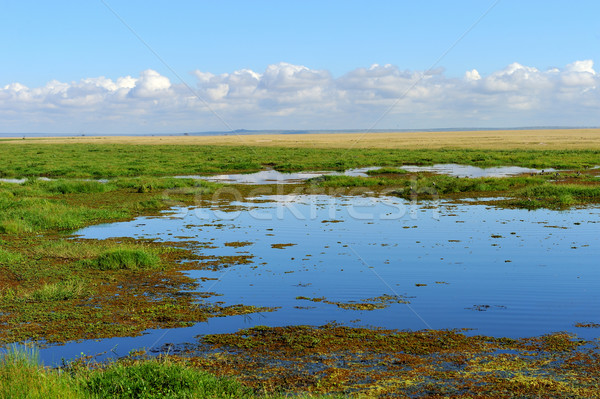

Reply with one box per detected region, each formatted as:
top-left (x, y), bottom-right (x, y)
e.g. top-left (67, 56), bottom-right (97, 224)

top-left (1, 129), bottom-right (600, 398)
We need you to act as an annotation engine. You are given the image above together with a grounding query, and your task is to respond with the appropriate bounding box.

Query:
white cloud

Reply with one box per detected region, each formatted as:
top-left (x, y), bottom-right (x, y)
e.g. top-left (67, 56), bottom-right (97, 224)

top-left (128, 69), bottom-right (172, 98)
top-left (561, 60), bottom-right (597, 87)
top-left (0, 61), bottom-right (599, 133)
top-left (464, 69), bottom-right (481, 81)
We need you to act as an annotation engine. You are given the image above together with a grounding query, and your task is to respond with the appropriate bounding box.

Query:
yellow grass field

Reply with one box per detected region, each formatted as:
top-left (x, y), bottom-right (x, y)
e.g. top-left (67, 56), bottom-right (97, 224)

top-left (5, 128), bottom-right (600, 150)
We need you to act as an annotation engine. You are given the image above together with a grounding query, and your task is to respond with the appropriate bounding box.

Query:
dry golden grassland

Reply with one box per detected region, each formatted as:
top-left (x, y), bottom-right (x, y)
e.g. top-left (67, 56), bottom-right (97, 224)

top-left (6, 128), bottom-right (600, 150)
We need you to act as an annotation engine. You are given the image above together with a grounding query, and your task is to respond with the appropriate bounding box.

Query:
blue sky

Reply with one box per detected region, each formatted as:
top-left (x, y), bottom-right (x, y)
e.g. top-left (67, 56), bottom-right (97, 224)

top-left (1, 1), bottom-right (599, 134)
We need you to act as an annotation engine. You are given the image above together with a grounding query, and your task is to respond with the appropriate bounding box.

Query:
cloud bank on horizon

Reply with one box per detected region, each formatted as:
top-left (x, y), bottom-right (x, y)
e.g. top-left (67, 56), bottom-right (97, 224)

top-left (1, 60), bottom-right (598, 134)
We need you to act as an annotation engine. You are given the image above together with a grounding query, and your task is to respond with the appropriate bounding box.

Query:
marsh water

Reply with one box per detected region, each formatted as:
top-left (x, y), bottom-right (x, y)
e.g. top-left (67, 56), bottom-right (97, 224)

top-left (40, 191), bottom-right (600, 364)
top-left (173, 164), bottom-right (555, 184)
top-left (174, 167), bottom-right (378, 184)
top-left (0, 164), bottom-right (559, 185)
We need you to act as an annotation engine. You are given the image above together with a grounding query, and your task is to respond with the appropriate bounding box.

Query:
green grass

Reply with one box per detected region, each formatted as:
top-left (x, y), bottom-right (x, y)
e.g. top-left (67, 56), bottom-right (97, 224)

top-left (86, 249), bottom-right (161, 271)
top-left (309, 175), bottom-right (399, 187)
top-left (1, 144), bottom-right (600, 178)
top-left (0, 192), bottom-right (127, 234)
top-left (311, 174), bottom-right (548, 196)
top-left (0, 278), bottom-right (88, 304)
top-left (28, 278), bottom-right (89, 302)
top-left (82, 358), bottom-right (254, 399)
top-left (35, 179), bottom-right (114, 194)
top-left (0, 345), bottom-right (81, 399)
top-left (0, 347), bottom-right (334, 399)
top-left (0, 247), bottom-right (22, 264)
top-left (0, 178), bottom-right (221, 235)
top-left (509, 183), bottom-right (600, 208)
top-left (365, 167), bottom-right (408, 175)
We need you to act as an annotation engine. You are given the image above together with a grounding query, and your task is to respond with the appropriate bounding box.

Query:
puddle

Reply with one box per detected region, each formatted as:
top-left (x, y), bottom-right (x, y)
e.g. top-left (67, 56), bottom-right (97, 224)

top-left (0, 177), bottom-right (109, 184)
top-left (175, 167), bottom-right (378, 184)
top-left (0, 177), bottom-right (54, 184)
top-left (398, 164), bottom-right (556, 178)
top-left (174, 164), bottom-right (562, 185)
top-left (0, 178), bottom-right (27, 184)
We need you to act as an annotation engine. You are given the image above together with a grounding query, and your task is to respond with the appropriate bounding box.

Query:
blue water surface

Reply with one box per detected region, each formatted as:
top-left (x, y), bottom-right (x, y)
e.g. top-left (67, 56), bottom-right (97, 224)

top-left (40, 195), bottom-right (600, 364)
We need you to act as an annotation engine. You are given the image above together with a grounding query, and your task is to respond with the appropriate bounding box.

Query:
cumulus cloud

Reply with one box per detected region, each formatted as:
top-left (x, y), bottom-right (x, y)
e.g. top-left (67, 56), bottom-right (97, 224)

top-left (1, 60), bottom-right (599, 133)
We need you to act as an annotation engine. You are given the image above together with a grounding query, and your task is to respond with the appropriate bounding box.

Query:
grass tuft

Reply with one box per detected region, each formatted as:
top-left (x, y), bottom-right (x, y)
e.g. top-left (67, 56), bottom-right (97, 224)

top-left (89, 249), bottom-right (161, 271)
top-left (29, 278), bottom-right (88, 302)
top-left (0, 345), bottom-right (80, 399)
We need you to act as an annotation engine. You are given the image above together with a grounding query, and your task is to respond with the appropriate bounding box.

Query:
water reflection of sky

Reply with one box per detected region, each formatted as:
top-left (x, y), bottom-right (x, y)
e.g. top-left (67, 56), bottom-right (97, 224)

top-left (44, 195), bottom-right (600, 365)
top-left (0, 164), bottom-right (569, 186)
top-left (175, 164), bottom-right (557, 184)
top-left (174, 167), bottom-right (378, 184)
top-left (398, 164), bottom-right (556, 177)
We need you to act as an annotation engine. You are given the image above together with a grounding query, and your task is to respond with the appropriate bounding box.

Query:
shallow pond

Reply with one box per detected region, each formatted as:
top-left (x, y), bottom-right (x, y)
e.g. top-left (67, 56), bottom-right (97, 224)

top-left (174, 164), bottom-right (556, 184)
top-left (40, 194), bottom-right (600, 364)
top-left (398, 164), bottom-right (556, 177)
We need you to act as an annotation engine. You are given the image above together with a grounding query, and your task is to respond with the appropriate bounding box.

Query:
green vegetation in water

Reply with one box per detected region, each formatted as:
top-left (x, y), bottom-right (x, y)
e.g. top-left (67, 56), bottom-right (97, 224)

top-left (270, 243), bottom-right (297, 249)
top-left (508, 182), bottom-right (600, 209)
top-left (574, 322), bottom-right (600, 328)
top-left (2, 327), bottom-right (597, 398)
top-left (27, 278), bottom-right (89, 302)
top-left (295, 294), bottom-right (409, 310)
top-left (224, 241), bottom-right (254, 248)
top-left (192, 324), bottom-right (599, 397)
